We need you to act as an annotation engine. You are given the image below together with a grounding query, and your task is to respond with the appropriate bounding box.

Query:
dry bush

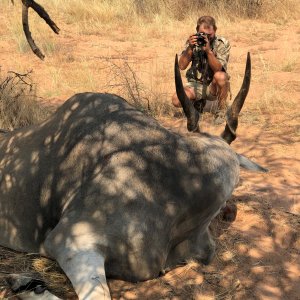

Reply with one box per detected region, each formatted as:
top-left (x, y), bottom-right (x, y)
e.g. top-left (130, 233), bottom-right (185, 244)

top-left (0, 70), bottom-right (51, 131)
top-left (101, 57), bottom-right (177, 117)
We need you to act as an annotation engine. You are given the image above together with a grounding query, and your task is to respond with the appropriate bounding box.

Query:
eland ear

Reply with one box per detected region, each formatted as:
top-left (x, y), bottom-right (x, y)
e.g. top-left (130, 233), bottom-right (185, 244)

top-left (174, 54), bottom-right (199, 132)
top-left (221, 52), bottom-right (251, 144)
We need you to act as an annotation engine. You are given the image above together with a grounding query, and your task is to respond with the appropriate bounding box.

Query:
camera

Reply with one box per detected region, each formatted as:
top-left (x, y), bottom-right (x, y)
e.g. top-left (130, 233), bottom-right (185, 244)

top-left (195, 32), bottom-right (207, 47)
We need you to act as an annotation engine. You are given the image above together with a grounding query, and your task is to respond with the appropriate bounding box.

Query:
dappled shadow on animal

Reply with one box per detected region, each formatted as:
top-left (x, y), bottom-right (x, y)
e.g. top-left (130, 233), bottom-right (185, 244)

top-left (0, 53), bottom-right (267, 299)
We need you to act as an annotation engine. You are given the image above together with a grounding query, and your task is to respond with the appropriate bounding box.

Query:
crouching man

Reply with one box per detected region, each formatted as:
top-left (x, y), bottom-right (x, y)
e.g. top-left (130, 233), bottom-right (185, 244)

top-left (172, 15), bottom-right (231, 125)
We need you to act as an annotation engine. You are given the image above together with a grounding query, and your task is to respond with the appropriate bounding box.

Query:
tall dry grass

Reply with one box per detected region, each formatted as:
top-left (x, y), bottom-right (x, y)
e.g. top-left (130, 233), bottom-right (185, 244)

top-left (4, 0), bottom-right (299, 35)
top-left (49, 0), bottom-right (300, 26)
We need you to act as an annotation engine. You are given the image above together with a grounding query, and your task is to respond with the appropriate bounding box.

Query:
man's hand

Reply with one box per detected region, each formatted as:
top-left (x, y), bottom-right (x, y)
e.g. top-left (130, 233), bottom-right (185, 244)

top-left (188, 33), bottom-right (211, 53)
top-left (201, 34), bottom-right (211, 53)
top-left (179, 34), bottom-right (197, 70)
top-left (188, 34), bottom-right (198, 48)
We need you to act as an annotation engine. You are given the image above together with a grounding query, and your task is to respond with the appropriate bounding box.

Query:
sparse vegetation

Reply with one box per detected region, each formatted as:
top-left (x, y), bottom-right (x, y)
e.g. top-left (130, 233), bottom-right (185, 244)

top-left (1, 0), bottom-right (298, 120)
top-left (0, 70), bottom-right (51, 130)
top-left (47, 0), bottom-right (300, 27)
top-left (100, 57), bottom-right (177, 117)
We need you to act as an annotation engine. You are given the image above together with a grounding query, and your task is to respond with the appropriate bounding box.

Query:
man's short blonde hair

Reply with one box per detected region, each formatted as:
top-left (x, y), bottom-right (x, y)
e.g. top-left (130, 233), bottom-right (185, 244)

top-left (196, 16), bottom-right (217, 31)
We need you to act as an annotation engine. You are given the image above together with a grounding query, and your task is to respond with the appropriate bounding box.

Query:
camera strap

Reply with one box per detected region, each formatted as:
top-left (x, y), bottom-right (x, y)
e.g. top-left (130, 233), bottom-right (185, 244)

top-left (201, 52), bottom-right (209, 100)
top-left (194, 50), bottom-right (208, 113)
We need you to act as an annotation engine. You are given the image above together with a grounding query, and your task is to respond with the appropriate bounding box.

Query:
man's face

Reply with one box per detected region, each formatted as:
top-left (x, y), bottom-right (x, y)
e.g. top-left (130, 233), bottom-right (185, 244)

top-left (198, 24), bottom-right (215, 41)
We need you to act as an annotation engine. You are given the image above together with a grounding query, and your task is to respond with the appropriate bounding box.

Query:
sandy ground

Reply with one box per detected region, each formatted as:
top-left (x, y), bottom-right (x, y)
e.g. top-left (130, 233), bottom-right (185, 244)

top-left (0, 9), bottom-right (299, 300)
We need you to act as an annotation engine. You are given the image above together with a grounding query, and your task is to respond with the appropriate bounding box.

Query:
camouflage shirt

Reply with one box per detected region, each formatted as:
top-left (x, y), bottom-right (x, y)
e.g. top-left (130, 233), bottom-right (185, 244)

top-left (184, 35), bottom-right (231, 84)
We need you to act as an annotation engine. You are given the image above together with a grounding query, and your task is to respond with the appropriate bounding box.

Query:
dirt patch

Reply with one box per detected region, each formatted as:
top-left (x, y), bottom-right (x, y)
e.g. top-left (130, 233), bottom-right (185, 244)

top-left (0, 112), bottom-right (298, 299)
top-left (108, 199), bottom-right (299, 300)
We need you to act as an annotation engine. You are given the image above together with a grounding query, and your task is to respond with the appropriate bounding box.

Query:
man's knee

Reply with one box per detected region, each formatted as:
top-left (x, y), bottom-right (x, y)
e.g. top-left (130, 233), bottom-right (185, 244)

top-left (172, 93), bottom-right (181, 107)
top-left (213, 71), bottom-right (229, 86)
top-left (171, 87), bottom-right (195, 107)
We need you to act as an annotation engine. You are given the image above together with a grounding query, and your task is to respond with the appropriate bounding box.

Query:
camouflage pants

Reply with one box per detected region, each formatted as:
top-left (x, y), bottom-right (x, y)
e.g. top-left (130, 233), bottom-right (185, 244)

top-left (185, 80), bottom-right (218, 101)
top-left (185, 80), bottom-right (220, 113)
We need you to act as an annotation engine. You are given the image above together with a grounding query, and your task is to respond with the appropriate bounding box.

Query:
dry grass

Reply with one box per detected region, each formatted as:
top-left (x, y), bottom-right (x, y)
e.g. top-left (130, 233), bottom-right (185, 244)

top-left (0, 70), bottom-right (51, 130)
top-left (1, 0), bottom-right (299, 119)
top-left (2, 0), bottom-right (298, 41)
top-left (98, 56), bottom-right (177, 117)
top-left (49, 0), bottom-right (300, 26)
top-left (0, 247), bottom-right (75, 299)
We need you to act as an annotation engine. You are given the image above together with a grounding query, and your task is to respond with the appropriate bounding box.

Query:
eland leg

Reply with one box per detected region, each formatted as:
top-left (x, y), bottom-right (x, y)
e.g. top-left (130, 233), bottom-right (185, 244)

top-left (44, 220), bottom-right (111, 300)
top-left (165, 227), bottom-right (215, 269)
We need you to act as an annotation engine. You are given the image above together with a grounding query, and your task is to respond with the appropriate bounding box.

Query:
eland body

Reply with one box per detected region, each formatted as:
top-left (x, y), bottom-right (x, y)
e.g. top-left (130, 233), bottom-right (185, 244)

top-left (0, 54), bottom-right (266, 299)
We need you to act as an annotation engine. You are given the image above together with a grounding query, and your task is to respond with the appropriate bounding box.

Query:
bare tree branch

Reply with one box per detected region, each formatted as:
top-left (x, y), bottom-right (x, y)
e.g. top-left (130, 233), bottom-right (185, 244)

top-left (21, 0), bottom-right (60, 60)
